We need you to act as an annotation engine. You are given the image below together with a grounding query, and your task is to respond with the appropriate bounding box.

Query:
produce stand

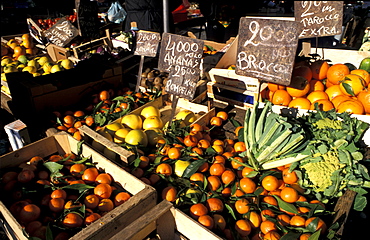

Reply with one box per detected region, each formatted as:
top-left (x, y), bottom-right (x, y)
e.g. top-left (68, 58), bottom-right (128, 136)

top-left (0, 132), bottom-right (156, 240)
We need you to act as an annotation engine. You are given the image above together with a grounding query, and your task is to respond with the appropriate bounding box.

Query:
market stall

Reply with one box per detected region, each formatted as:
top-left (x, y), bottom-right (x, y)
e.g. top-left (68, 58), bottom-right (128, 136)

top-left (1, 1), bottom-right (370, 239)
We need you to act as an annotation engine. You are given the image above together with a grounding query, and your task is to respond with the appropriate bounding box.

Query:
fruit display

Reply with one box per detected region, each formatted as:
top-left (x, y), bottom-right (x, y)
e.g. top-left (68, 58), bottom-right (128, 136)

top-left (51, 88), bottom-right (162, 142)
top-left (0, 152), bottom-right (132, 239)
top-left (1, 33), bottom-right (39, 60)
top-left (139, 67), bottom-right (169, 93)
top-left (33, 14), bottom-right (77, 31)
top-left (261, 56), bottom-right (370, 115)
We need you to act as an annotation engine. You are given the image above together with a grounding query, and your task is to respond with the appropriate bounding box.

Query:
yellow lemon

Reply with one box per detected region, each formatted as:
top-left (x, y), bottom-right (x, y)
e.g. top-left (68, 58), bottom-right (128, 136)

top-left (175, 110), bottom-right (197, 126)
top-left (59, 59), bottom-right (74, 70)
top-left (140, 105), bottom-right (160, 119)
top-left (22, 66), bottom-right (37, 74)
top-left (113, 128), bottom-right (131, 144)
top-left (38, 56), bottom-right (50, 66)
top-left (142, 116), bottom-right (163, 130)
top-left (105, 122), bottom-right (122, 137)
top-left (121, 114), bottom-right (143, 130)
top-left (51, 64), bottom-right (62, 73)
top-left (174, 160), bottom-right (191, 177)
top-left (145, 128), bottom-right (163, 146)
top-left (125, 129), bottom-right (148, 147)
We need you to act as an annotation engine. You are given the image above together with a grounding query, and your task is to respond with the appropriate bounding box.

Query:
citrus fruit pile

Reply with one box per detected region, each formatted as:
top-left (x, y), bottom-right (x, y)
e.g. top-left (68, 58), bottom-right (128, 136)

top-left (116, 110), bottom-right (337, 239)
top-left (51, 88), bottom-right (161, 141)
top-left (262, 58), bottom-right (370, 115)
top-left (0, 152), bottom-right (131, 239)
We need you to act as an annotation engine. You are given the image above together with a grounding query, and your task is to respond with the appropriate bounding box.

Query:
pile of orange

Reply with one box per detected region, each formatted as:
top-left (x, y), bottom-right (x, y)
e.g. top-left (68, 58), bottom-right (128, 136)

top-left (4, 33), bottom-right (38, 59)
top-left (124, 111), bottom-right (334, 240)
top-left (0, 153), bottom-right (131, 239)
top-left (262, 60), bottom-right (370, 115)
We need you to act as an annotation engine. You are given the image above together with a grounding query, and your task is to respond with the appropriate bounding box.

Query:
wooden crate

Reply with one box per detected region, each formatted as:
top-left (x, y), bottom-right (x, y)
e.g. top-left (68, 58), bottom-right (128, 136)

top-left (79, 95), bottom-right (211, 164)
top-left (0, 132), bottom-right (157, 240)
top-left (110, 200), bottom-right (222, 240)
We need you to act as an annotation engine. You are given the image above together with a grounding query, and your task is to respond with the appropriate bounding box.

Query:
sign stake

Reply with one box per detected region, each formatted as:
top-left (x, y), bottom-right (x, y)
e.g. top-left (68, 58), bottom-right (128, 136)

top-left (135, 55), bottom-right (145, 92)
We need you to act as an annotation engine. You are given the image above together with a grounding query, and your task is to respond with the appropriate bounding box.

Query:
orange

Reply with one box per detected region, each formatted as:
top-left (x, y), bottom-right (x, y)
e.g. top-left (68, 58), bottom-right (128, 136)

top-left (235, 198), bottom-right (250, 214)
top-left (212, 145), bottom-right (224, 154)
top-left (264, 231), bottom-right (281, 240)
top-left (70, 163), bottom-right (86, 177)
top-left (239, 177), bottom-right (256, 194)
top-left (300, 233), bottom-right (312, 240)
top-left (84, 194), bottom-right (99, 209)
top-left (233, 141), bottom-right (246, 152)
top-left (85, 212), bottom-right (101, 225)
top-left (29, 156), bottom-right (44, 165)
top-left (280, 187), bottom-right (299, 203)
top-left (1, 171), bottom-right (18, 184)
top-left (241, 166), bottom-right (254, 178)
top-left (337, 99), bottom-right (365, 115)
top-left (298, 206), bottom-right (310, 214)
top-left (234, 126), bottom-right (244, 137)
top-left (221, 169), bottom-right (236, 185)
top-left (213, 214), bottom-right (226, 231)
top-left (156, 163), bottom-right (172, 176)
top-left (190, 172), bottom-right (205, 183)
top-left (221, 187), bottom-right (232, 198)
top-left (260, 220), bottom-right (277, 234)
top-left (207, 176), bottom-right (222, 191)
top-left (85, 116), bottom-right (95, 126)
top-left (99, 90), bottom-right (110, 101)
top-left (198, 215), bottom-right (214, 230)
top-left (183, 135), bottom-right (198, 147)
top-left (94, 173), bottom-right (112, 185)
top-left (168, 147), bottom-right (182, 159)
top-left (198, 139), bottom-right (211, 149)
top-left (293, 65), bottom-right (313, 81)
top-left (51, 189), bottom-right (67, 199)
top-left (246, 211), bottom-right (262, 228)
top-left (271, 89), bottom-right (292, 106)
top-left (231, 156), bottom-right (246, 170)
top-left (310, 60), bottom-right (329, 80)
top-left (162, 186), bottom-right (177, 202)
top-left (190, 203), bottom-right (208, 219)
top-left (261, 175), bottom-right (279, 192)
top-left (25, 220), bottom-right (43, 236)
top-left (282, 168), bottom-right (298, 184)
top-left (305, 217), bottom-right (327, 234)
top-left (327, 64), bottom-right (350, 85)
top-left (277, 214), bottom-right (291, 226)
top-left (209, 163), bottom-right (226, 176)
top-left (19, 204), bottom-right (40, 223)
top-left (214, 155), bottom-right (226, 164)
top-left (310, 99), bottom-right (334, 111)
top-left (62, 212), bottom-right (84, 228)
top-left (206, 198), bottom-right (224, 212)
top-left (113, 192), bottom-right (131, 207)
top-left (82, 167), bottom-right (99, 183)
top-left (331, 95), bottom-right (352, 109)
top-left (286, 83), bottom-right (310, 97)
top-left (216, 111), bottom-right (228, 121)
top-left (351, 69), bottom-right (370, 85)
top-left (309, 79), bottom-right (325, 92)
top-left (262, 195), bottom-right (278, 206)
top-left (357, 89), bottom-right (370, 114)
top-left (290, 215), bottom-right (306, 227)
top-left (49, 198), bottom-right (65, 212)
top-left (210, 116), bottom-right (223, 126)
top-left (339, 74), bottom-right (366, 96)
top-left (98, 198), bottom-right (114, 212)
top-left (268, 82), bottom-right (285, 92)
top-left (261, 209), bottom-right (276, 221)
top-left (191, 123), bottom-right (203, 132)
top-left (306, 90), bottom-right (329, 104)
top-left (64, 200), bottom-right (82, 210)
top-left (18, 169), bottom-right (35, 183)
top-left (288, 97), bottom-right (311, 110)
top-left (325, 84), bottom-right (344, 100)
top-left (94, 183), bottom-right (113, 199)
top-left (235, 219), bottom-right (252, 237)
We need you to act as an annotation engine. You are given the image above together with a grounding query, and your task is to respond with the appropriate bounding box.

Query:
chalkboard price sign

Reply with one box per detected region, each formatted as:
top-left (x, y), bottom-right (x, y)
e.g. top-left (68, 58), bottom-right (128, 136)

top-left (165, 65), bottom-right (201, 100)
top-left (43, 17), bottom-right (79, 47)
top-left (75, 0), bottom-right (100, 39)
top-left (235, 17), bottom-right (299, 86)
top-left (294, 1), bottom-right (343, 39)
top-left (134, 30), bottom-right (161, 57)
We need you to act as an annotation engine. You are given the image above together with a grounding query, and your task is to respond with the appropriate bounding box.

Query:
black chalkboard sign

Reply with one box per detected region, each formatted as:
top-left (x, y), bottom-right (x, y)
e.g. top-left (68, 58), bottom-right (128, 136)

top-left (235, 17), bottom-right (299, 86)
top-left (134, 30), bottom-right (161, 57)
top-left (75, 0), bottom-right (100, 39)
top-left (158, 33), bottom-right (204, 100)
top-left (43, 17), bottom-right (79, 47)
top-left (294, 1), bottom-right (343, 39)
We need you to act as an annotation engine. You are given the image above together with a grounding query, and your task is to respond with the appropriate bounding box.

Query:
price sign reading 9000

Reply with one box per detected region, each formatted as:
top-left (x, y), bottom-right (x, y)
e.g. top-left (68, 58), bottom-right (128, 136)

top-left (235, 17), bottom-right (299, 86)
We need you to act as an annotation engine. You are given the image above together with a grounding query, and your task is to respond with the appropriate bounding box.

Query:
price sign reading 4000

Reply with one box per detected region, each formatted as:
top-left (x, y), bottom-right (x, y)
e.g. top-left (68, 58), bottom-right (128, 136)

top-left (235, 17), bottom-right (299, 86)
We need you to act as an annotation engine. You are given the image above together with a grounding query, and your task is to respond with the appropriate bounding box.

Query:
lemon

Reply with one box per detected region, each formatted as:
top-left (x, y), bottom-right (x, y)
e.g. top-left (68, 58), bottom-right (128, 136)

top-left (121, 114), bottom-right (143, 130)
top-left (142, 116), bottom-right (163, 130)
top-left (3, 65), bottom-right (17, 73)
top-left (125, 129), bottom-right (148, 147)
top-left (33, 72), bottom-right (42, 77)
top-left (174, 160), bottom-right (191, 177)
top-left (59, 59), bottom-right (74, 70)
top-left (1, 57), bottom-right (12, 67)
top-left (17, 64), bottom-right (26, 70)
top-left (51, 65), bottom-right (62, 73)
top-left (105, 122), bottom-right (122, 137)
top-left (145, 128), bottom-right (163, 146)
top-left (113, 128), bottom-right (131, 143)
top-left (175, 110), bottom-right (197, 126)
top-left (38, 56), bottom-right (50, 66)
top-left (27, 59), bottom-right (40, 69)
top-left (17, 55), bottom-right (28, 64)
top-left (22, 66), bottom-right (37, 74)
top-left (140, 105), bottom-right (160, 119)
top-left (43, 62), bottom-right (54, 73)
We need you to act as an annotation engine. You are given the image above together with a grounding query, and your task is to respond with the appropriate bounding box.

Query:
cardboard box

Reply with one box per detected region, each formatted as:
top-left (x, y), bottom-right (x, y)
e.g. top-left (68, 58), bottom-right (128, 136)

top-left (0, 132), bottom-right (157, 240)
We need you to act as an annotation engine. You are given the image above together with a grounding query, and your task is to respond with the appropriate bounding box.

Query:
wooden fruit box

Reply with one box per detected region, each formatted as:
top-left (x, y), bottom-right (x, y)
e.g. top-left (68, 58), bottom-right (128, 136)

top-left (0, 132), bottom-right (157, 240)
top-left (111, 200), bottom-right (222, 240)
top-left (78, 95), bottom-right (212, 164)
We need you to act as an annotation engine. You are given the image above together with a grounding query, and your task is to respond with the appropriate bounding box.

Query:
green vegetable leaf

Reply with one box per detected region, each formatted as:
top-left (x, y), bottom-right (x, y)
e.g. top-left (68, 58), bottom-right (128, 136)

top-left (308, 229), bottom-right (321, 240)
top-left (225, 203), bottom-right (237, 220)
top-left (341, 82), bottom-right (355, 96)
top-left (280, 232), bottom-right (301, 240)
top-left (182, 159), bottom-right (206, 178)
top-left (62, 184), bottom-right (94, 193)
top-left (273, 195), bottom-right (298, 215)
top-left (306, 217), bottom-right (320, 233)
top-left (43, 162), bottom-right (64, 173)
top-left (354, 194), bottom-right (367, 211)
top-left (358, 164), bottom-right (370, 180)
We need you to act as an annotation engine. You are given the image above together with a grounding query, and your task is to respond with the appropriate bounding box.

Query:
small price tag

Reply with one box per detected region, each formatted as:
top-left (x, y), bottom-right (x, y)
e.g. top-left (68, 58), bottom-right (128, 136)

top-left (294, 1), bottom-right (343, 39)
top-left (43, 17), bottom-right (79, 47)
top-left (134, 30), bottom-right (161, 57)
top-left (165, 65), bottom-right (200, 100)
